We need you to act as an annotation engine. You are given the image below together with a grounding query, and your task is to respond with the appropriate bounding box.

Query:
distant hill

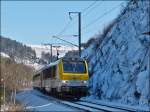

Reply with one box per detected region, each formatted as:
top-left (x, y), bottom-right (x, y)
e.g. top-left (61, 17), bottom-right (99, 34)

top-left (27, 44), bottom-right (78, 58)
top-left (0, 36), bottom-right (79, 70)
top-left (0, 36), bottom-right (36, 62)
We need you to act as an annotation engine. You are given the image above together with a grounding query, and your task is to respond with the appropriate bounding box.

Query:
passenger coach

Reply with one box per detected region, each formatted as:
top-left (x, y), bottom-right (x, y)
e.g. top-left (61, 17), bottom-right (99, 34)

top-left (33, 57), bottom-right (89, 98)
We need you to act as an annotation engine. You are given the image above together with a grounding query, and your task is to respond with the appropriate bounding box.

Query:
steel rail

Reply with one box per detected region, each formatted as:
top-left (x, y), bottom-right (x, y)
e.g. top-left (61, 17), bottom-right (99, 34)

top-left (35, 90), bottom-right (133, 112)
top-left (80, 100), bottom-right (137, 112)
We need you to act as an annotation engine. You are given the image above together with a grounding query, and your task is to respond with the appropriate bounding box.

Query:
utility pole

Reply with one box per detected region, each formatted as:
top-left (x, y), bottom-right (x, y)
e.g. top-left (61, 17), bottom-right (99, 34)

top-left (50, 44), bottom-right (52, 62)
top-left (78, 12), bottom-right (81, 57)
top-left (69, 12), bottom-right (81, 57)
top-left (52, 36), bottom-right (78, 47)
top-left (42, 43), bottom-right (53, 63)
top-left (53, 46), bottom-right (60, 60)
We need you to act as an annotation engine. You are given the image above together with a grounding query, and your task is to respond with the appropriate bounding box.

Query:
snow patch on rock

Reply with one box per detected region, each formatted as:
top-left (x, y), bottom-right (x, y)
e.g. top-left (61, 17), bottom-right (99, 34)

top-left (82, 0), bottom-right (150, 107)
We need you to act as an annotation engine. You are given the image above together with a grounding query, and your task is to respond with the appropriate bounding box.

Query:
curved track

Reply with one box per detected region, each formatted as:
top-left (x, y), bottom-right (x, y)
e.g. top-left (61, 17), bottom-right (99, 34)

top-left (36, 91), bottom-right (136, 112)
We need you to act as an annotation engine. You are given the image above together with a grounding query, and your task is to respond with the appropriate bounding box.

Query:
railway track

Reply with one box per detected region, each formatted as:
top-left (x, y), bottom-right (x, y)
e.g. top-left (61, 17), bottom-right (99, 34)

top-left (35, 91), bottom-right (134, 112)
top-left (61, 100), bottom-right (128, 112)
top-left (79, 100), bottom-right (136, 112)
top-left (35, 93), bottom-right (100, 111)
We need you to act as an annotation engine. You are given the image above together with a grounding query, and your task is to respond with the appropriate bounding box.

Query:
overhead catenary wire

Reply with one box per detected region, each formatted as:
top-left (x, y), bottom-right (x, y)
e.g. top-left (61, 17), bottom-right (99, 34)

top-left (52, 36), bottom-right (79, 47)
top-left (72, 2), bottom-right (124, 35)
top-left (82, 0), bottom-right (104, 17)
top-left (82, 2), bottom-right (124, 31)
top-left (81, 0), bottom-right (99, 13)
top-left (56, 1), bottom-right (124, 46)
top-left (56, 0), bottom-right (100, 37)
top-left (57, 21), bottom-right (72, 36)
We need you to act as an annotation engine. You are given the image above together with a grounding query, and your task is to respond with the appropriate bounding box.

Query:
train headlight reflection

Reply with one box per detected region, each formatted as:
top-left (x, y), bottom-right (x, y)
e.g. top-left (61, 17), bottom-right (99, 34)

top-left (83, 81), bottom-right (87, 84)
top-left (62, 80), bottom-right (67, 83)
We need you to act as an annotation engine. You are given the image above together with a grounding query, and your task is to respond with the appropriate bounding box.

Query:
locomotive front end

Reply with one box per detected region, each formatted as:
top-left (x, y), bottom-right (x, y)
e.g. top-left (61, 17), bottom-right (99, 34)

top-left (59, 57), bottom-right (89, 97)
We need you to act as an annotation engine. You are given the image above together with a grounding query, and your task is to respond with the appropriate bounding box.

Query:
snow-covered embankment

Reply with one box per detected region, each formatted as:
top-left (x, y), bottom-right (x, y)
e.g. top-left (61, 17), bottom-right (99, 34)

top-left (82, 0), bottom-right (150, 108)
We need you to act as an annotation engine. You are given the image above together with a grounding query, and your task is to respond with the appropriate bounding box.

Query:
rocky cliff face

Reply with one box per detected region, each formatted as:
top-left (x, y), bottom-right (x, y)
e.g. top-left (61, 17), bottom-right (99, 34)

top-left (82, 0), bottom-right (150, 106)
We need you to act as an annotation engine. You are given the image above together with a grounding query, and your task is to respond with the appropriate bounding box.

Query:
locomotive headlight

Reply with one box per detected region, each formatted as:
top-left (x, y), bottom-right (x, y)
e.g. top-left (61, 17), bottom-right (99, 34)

top-left (62, 80), bottom-right (67, 83)
top-left (83, 81), bottom-right (87, 84)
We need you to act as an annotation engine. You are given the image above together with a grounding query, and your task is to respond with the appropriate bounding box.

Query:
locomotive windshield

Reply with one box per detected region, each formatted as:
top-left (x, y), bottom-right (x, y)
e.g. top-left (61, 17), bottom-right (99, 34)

top-left (63, 61), bottom-right (86, 73)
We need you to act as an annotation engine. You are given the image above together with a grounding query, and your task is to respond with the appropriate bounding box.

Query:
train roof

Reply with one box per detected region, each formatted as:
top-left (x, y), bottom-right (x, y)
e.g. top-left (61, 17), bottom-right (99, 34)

top-left (62, 56), bottom-right (85, 62)
top-left (35, 59), bottom-right (61, 75)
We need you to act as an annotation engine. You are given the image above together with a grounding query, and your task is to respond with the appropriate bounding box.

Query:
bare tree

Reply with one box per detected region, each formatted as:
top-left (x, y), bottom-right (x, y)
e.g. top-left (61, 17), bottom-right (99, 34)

top-left (1, 57), bottom-right (34, 105)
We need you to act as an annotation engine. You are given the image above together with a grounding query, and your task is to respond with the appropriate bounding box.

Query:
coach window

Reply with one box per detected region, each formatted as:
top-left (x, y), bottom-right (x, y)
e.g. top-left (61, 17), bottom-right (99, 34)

top-left (51, 66), bottom-right (56, 78)
top-left (33, 75), bottom-right (36, 81)
top-left (44, 67), bottom-right (51, 79)
top-left (47, 67), bottom-right (51, 79)
top-left (37, 74), bottom-right (40, 80)
top-left (34, 74), bottom-right (40, 81)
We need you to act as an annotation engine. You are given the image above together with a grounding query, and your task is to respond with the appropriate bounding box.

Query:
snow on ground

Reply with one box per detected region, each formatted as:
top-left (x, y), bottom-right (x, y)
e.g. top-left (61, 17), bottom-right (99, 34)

top-left (0, 51), bottom-right (44, 70)
top-left (0, 52), bottom-right (10, 58)
top-left (12, 57), bottom-right (43, 70)
top-left (16, 89), bottom-right (79, 111)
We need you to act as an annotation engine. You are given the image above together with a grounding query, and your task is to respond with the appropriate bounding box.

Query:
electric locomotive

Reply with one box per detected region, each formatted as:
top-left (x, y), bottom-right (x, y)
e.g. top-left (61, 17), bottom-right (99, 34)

top-left (33, 57), bottom-right (89, 98)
